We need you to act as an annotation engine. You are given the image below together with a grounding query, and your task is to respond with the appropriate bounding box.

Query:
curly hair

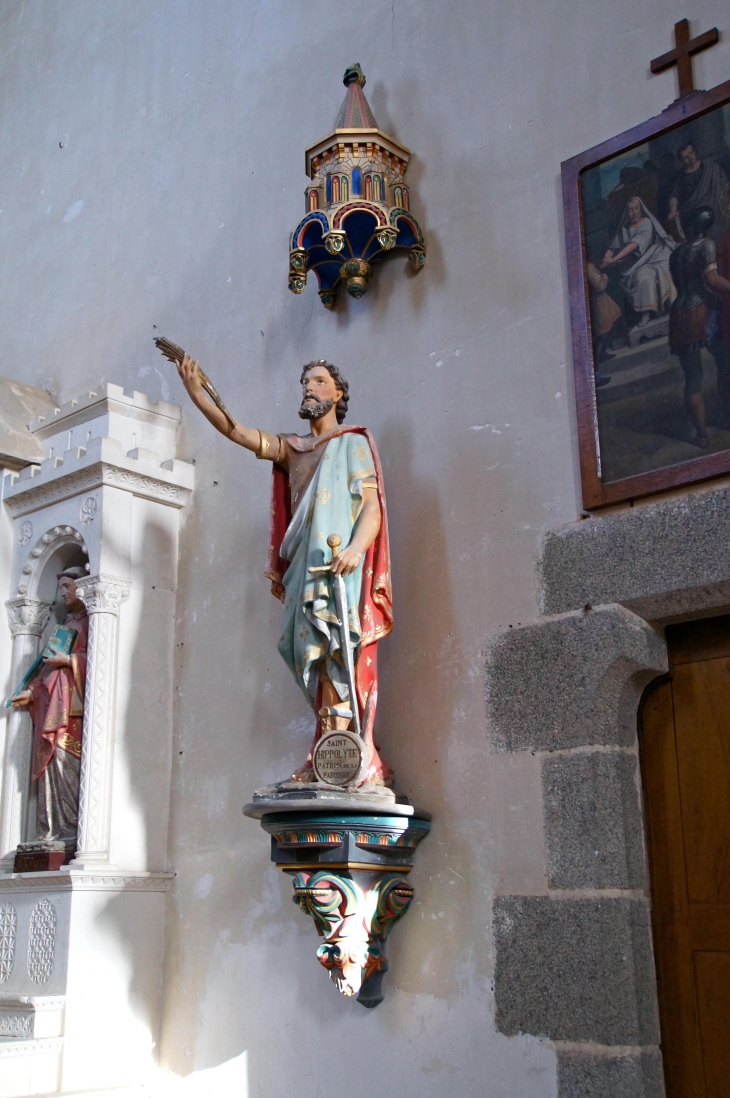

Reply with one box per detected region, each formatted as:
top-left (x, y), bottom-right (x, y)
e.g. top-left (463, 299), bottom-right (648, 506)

top-left (300, 360), bottom-right (350, 423)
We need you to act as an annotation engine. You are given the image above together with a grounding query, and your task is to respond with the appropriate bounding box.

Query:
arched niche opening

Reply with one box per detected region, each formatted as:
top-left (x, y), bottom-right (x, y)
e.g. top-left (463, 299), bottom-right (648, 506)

top-left (34, 535), bottom-right (90, 635)
top-left (11, 532), bottom-right (90, 852)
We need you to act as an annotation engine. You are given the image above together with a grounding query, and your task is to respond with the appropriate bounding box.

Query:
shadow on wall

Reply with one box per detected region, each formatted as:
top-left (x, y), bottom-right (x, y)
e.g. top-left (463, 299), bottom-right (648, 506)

top-left (87, 505), bottom-right (177, 1067)
top-left (367, 417), bottom-right (486, 1001)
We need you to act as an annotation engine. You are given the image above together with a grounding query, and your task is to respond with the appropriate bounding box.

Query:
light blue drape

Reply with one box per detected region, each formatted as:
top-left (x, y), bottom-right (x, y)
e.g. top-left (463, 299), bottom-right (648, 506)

top-left (277, 432), bottom-right (376, 711)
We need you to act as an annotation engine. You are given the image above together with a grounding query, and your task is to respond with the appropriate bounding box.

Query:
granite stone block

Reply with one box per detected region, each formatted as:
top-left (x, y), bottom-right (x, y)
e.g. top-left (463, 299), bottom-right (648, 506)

top-left (539, 484), bottom-right (730, 621)
top-left (493, 895), bottom-right (660, 1045)
top-left (543, 750), bottom-right (647, 890)
top-left (485, 606), bottom-right (666, 753)
top-left (557, 1047), bottom-right (665, 1098)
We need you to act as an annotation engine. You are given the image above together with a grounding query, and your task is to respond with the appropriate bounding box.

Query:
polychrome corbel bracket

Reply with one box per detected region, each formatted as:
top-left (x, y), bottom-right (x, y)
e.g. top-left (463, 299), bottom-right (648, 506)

top-left (254, 809), bottom-right (430, 1006)
top-left (288, 64), bottom-right (426, 308)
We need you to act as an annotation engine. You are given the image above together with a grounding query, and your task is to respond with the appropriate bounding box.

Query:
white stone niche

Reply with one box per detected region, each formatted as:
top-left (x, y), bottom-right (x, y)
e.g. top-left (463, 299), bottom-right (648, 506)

top-left (0, 384), bottom-right (193, 1097)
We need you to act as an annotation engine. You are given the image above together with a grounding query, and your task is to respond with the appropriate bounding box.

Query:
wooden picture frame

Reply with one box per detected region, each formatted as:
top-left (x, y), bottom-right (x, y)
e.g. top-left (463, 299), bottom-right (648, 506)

top-left (562, 79), bottom-right (730, 509)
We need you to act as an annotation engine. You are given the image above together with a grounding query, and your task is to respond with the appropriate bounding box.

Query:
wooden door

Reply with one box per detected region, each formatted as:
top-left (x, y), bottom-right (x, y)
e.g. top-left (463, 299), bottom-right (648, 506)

top-left (640, 615), bottom-right (730, 1098)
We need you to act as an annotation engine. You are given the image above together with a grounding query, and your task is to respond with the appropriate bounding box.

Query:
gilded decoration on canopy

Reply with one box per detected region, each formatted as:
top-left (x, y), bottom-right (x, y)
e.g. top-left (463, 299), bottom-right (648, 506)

top-left (288, 64), bottom-right (426, 308)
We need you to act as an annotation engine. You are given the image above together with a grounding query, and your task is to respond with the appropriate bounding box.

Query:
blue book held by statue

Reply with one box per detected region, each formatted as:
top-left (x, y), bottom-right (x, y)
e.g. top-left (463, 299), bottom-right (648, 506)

top-left (5, 624), bottom-right (78, 708)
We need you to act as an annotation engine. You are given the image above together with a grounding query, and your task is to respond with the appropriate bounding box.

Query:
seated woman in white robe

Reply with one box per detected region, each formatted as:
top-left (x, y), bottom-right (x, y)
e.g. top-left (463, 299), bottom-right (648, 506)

top-left (601, 196), bottom-right (676, 328)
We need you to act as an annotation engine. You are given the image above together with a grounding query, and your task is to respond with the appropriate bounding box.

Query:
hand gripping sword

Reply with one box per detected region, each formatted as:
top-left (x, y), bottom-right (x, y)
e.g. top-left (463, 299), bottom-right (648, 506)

top-left (309, 534), bottom-right (362, 738)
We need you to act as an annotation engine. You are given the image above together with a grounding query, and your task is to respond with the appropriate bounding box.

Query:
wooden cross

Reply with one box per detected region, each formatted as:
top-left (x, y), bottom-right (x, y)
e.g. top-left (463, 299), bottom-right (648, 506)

top-left (650, 18), bottom-right (719, 98)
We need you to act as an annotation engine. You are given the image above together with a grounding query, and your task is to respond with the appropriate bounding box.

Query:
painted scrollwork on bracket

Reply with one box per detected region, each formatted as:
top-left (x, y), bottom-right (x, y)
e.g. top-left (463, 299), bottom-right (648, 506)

top-left (292, 870), bottom-right (414, 1005)
top-left (261, 809), bottom-right (429, 1006)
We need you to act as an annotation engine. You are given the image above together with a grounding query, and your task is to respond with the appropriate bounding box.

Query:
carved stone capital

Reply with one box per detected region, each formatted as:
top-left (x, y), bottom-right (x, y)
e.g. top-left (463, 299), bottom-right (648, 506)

top-left (5, 597), bottom-right (52, 637)
top-left (75, 574), bottom-right (130, 615)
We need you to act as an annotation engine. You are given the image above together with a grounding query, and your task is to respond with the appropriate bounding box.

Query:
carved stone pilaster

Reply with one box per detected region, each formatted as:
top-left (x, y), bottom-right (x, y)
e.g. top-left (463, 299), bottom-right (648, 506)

top-left (0, 598), bottom-right (53, 869)
top-left (72, 575), bottom-right (130, 868)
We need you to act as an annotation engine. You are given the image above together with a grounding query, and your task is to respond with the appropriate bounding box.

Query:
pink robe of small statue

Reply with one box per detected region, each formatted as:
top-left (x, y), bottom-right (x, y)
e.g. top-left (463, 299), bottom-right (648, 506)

top-left (29, 609), bottom-right (88, 844)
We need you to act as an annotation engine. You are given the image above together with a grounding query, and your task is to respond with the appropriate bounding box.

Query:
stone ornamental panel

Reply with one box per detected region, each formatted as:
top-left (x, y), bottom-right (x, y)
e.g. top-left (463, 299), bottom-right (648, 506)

top-left (0, 1012), bottom-right (32, 1038)
top-left (27, 900), bottom-right (56, 984)
top-left (0, 902), bottom-right (17, 981)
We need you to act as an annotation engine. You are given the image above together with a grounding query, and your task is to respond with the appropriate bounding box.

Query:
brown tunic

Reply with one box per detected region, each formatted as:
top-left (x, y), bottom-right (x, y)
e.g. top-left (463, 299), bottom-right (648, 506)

top-left (282, 432), bottom-right (345, 511)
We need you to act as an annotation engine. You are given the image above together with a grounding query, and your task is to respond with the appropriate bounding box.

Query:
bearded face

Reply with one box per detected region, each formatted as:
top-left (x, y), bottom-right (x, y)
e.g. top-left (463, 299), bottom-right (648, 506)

top-left (298, 393), bottom-right (334, 420)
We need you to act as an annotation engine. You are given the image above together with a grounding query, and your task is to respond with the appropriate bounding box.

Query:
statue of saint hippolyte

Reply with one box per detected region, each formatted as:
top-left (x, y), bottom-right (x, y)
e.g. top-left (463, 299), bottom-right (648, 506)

top-left (167, 342), bottom-right (393, 786)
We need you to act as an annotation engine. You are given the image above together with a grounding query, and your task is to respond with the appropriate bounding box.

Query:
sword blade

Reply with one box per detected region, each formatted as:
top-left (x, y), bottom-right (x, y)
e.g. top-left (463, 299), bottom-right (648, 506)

top-left (332, 572), bottom-right (362, 738)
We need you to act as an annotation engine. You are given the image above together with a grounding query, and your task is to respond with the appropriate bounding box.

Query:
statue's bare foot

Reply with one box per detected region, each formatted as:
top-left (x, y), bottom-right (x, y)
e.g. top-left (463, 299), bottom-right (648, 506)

top-left (290, 764), bottom-right (316, 784)
top-left (365, 771), bottom-right (395, 789)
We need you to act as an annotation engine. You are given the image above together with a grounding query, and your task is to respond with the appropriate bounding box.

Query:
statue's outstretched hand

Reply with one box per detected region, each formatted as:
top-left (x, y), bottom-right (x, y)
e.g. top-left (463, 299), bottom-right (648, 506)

top-left (10, 689), bottom-right (32, 708)
top-left (178, 353), bottom-right (205, 403)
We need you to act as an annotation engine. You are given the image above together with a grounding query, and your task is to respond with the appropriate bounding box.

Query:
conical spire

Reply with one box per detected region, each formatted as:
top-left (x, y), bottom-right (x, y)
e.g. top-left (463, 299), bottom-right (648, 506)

top-left (335, 64), bottom-right (377, 129)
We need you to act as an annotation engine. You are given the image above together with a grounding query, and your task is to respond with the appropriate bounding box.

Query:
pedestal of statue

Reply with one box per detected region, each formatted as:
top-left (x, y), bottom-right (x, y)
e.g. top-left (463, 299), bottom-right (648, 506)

top-left (245, 779), bottom-right (430, 1006)
top-left (12, 841), bottom-right (69, 873)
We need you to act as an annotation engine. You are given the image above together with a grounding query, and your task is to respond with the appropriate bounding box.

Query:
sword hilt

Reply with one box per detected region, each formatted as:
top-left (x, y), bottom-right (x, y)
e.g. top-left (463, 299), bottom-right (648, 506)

top-left (308, 533), bottom-right (343, 575)
top-left (327, 533), bottom-right (342, 560)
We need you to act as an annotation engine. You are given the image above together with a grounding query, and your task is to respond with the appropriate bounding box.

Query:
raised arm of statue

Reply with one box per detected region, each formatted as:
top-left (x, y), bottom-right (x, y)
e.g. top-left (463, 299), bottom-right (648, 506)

top-left (177, 353), bottom-right (281, 458)
top-left (155, 337), bottom-right (282, 461)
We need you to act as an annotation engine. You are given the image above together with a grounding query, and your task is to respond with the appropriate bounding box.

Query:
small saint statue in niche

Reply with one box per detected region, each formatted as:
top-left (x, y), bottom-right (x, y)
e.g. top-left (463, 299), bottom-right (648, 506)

top-left (171, 346), bottom-right (393, 786)
top-left (11, 568), bottom-right (89, 855)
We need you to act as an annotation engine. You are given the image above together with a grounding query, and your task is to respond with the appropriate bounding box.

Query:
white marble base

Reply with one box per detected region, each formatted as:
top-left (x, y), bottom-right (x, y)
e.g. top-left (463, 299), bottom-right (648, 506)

top-left (0, 1038), bottom-right (63, 1098)
top-left (0, 870), bottom-right (171, 1096)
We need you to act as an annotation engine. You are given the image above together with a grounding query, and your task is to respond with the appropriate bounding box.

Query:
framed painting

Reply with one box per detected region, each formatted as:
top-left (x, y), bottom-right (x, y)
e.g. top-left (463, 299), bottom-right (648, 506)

top-left (562, 78), bottom-right (730, 508)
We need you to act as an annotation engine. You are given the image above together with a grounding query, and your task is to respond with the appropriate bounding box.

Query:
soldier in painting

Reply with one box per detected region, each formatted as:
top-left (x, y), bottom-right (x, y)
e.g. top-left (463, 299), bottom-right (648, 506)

top-left (669, 206), bottom-right (730, 446)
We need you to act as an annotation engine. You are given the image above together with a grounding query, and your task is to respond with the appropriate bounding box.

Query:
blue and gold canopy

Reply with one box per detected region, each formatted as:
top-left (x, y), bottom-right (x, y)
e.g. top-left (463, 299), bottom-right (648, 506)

top-left (288, 65), bottom-right (426, 308)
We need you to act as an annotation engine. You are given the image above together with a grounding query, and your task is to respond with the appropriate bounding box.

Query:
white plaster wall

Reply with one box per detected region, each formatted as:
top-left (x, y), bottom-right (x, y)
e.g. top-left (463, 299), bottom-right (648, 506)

top-left (0, 2), bottom-right (728, 1095)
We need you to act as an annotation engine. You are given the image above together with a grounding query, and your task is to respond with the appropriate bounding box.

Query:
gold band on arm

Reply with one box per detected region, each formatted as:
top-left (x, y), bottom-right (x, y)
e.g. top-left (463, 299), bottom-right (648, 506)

top-left (255, 431), bottom-right (282, 462)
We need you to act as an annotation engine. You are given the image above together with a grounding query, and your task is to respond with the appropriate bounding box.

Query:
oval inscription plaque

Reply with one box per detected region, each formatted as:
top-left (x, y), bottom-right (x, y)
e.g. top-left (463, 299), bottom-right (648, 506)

top-left (312, 731), bottom-right (365, 786)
